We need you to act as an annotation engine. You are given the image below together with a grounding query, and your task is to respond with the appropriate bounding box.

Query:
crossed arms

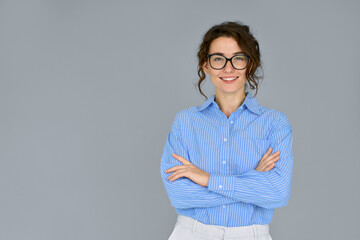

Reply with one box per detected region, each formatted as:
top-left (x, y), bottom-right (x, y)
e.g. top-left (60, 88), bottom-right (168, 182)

top-left (160, 112), bottom-right (294, 210)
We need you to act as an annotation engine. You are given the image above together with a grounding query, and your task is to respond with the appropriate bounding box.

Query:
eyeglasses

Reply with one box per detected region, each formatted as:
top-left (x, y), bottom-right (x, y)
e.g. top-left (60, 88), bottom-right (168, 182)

top-left (207, 53), bottom-right (250, 70)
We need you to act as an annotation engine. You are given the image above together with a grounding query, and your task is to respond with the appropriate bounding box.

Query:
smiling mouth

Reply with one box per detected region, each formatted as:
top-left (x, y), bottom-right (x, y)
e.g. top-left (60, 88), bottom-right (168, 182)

top-left (220, 76), bottom-right (239, 81)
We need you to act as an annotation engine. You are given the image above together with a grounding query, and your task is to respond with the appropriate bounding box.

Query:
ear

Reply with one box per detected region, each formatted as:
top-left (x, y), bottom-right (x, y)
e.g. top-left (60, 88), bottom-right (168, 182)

top-left (203, 62), bottom-right (209, 74)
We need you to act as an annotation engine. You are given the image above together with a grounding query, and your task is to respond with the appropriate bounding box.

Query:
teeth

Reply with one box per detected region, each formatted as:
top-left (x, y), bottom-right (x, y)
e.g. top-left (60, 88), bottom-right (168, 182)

top-left (221, 77), bottom-right (238, 81)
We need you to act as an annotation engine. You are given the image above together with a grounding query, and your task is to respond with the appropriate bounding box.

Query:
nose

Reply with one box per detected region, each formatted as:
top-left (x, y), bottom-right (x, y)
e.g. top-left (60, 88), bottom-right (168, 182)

top-left (224, 60), bottom-right (235, 73)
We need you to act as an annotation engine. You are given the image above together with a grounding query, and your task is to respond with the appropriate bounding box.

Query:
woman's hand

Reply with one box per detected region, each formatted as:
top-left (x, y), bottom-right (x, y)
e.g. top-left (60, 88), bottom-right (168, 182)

top-left (255, 147), bottom-right (280, 172)
top-left (165, 153), bottom-right (210, 187)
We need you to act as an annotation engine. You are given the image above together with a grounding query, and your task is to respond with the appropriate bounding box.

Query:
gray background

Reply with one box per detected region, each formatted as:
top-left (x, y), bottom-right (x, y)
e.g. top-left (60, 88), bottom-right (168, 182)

top-left (1, 0), bottom-right (359, 239)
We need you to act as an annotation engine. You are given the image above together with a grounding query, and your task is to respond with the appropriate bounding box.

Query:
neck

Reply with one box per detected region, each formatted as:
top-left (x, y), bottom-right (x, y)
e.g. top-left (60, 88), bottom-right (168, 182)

top-left (214, 92), bottom-right (247, 117)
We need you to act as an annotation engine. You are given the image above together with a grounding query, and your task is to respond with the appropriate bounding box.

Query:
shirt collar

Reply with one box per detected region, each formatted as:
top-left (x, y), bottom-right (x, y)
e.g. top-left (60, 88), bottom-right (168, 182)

top-left (196, 92), bottom-right (262, 115)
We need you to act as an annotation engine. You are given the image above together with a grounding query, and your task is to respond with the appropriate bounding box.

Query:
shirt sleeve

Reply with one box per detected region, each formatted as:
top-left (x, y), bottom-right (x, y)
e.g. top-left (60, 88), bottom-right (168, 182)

top-left (207, 112), bottom-right (294, 209)
top-left (160, 112), bottom-right (241, 209)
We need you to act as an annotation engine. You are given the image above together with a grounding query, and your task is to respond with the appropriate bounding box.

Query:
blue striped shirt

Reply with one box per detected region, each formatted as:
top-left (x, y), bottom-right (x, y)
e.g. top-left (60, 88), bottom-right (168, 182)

top-left (160, 92), bottom-right (294, 227)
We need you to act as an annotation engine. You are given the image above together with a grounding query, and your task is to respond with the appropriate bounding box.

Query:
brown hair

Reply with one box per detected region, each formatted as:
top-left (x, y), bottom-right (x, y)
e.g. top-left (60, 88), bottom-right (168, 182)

top-left (196, 21), bottom-right (263, 100)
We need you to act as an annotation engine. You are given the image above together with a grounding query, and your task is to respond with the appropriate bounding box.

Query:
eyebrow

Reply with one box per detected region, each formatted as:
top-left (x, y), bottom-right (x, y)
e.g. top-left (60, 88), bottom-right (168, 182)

top-left (210, 51), bottom-right (246, 55)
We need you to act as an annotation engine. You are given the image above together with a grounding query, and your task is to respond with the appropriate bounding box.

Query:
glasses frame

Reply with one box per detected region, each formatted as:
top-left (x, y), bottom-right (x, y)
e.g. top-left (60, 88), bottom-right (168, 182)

top-left (207, 53), bottom-right (250, 70)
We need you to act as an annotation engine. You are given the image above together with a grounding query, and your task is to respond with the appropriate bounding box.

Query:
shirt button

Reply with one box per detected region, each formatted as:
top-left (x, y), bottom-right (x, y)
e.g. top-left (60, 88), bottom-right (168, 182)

top-left (222, 161), bottom-right (226, 164)
top-left (219, 185), bottom-right (223, 189)
top-left (230, 121), bottom-right (234, 124)
top-left (222, 205), bottom-right (226, 208)
top-left (224, 138), bottom-right (227, 142)
top-left (240, 106), bottom-right (243, 109)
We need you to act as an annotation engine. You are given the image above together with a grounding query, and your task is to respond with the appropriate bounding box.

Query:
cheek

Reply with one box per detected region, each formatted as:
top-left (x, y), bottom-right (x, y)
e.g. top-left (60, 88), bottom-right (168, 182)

top-left (210, 75), bottom-right (220, 83)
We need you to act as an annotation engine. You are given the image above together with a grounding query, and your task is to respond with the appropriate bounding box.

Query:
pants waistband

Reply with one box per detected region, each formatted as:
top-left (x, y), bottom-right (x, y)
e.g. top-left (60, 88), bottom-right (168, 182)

top-left (176, 215), bottom-right (270, 239)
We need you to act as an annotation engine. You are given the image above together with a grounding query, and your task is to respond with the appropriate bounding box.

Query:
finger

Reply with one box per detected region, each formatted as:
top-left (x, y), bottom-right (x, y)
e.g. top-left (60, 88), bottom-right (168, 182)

top-left (263, 153), bottom-right (279, 164)
top-left (165, 165), bottom-right (185, 173)
top-left (264, 155), bottom-right (280, 165)
top-left (258, 153), bottom-right (273, 167)
top-left (264, 163), bottom-right (275, 171)
top-left (260, 147), bottom-right (273, 160)
top-left (172, 153), bottom-right (191, 164)
top-left (256, 161), bottom-right (267, 171)
top-left (270, 151), bottom-right (280, 156)
top-left (261, 161), bottom-right (274, 172)
top-left (259, 155), bottom-right (278, 170)
top-left (271, 155), bottom-right (280, 162)
top-left (256, 166), bottom-right (264, 172)
top-left (168, 169), bottom-right (188, 181)
top-left (265, 153), bottom-right (280, 163)
top-left (167, 169), bottom-right (188, 179)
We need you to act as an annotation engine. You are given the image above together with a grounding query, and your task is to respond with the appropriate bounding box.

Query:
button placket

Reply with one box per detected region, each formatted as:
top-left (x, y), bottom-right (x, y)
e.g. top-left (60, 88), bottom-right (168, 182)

top-left (226, 118), bottom-right (233, 167)
top-left (222, 120), bottom-right (230, 172)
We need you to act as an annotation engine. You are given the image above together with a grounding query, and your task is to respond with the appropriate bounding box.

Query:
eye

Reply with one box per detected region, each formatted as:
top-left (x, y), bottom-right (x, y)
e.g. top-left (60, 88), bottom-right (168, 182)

top-left (234, 56), bottom-right (246, 61)
top-left (214, 57), bottom-right (224, 61)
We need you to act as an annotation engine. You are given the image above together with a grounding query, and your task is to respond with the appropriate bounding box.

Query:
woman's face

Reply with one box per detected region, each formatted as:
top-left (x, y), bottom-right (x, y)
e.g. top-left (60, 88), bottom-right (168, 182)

top-left (203, 36), bottom-right (247, 96)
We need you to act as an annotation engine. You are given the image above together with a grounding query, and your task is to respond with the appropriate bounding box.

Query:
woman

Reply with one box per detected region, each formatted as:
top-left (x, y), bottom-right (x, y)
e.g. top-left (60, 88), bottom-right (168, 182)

top-left (160, 21), bottom-right (293, 240)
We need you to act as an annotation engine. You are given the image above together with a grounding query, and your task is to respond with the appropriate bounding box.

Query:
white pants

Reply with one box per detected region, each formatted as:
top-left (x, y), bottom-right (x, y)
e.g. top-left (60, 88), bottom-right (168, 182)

top-left (169, 215), bottom-right (273, 240)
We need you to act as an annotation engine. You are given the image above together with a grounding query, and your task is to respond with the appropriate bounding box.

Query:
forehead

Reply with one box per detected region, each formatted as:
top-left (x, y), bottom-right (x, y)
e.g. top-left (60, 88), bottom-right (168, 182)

top-left (209, 36), bottom-right (243, 55)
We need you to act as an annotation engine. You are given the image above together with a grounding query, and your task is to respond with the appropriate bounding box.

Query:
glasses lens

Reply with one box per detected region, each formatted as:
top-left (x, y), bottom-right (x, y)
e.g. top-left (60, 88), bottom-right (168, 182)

top-left (209, 54), bottom-right (249, 69)
top-left (232, 55), bottom-right (248, 69)
top-left (209, 55), bottom-right (226, 69)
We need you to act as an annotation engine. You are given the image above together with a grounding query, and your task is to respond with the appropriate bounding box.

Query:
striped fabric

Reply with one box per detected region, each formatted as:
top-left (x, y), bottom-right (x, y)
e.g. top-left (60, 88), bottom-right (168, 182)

top-left (160, 91), bottom-right (294, 227)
